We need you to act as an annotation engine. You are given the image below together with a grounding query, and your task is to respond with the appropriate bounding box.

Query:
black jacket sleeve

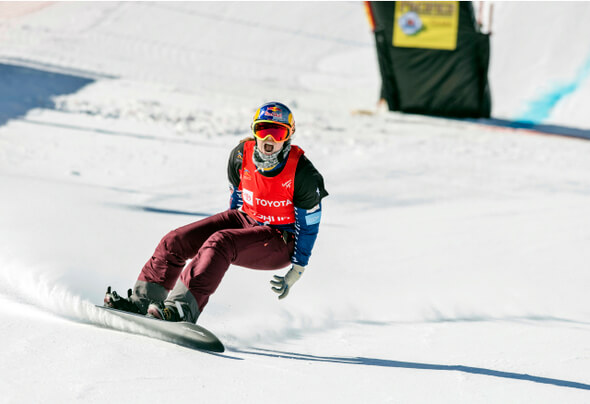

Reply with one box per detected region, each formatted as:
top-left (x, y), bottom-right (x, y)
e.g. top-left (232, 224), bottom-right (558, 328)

top-left (227, 142), bottom-right (245, 189)
top-left (293, 155), bottom-right (329, 210)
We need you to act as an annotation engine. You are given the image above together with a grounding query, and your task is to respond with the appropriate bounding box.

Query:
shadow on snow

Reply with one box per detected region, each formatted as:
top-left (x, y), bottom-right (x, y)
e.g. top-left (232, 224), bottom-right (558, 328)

top-left (233, 348), bottom-right (590, 391)
top-left (110, 203), bottom-right (213, 217)
top-left (0, 63), bottom-right (94, 127)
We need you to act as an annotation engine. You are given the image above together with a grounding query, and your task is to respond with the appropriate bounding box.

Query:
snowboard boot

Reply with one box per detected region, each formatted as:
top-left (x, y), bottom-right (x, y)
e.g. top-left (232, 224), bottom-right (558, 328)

top-left (146, 301), bottom-right (186, 322)
top-left (104, 286), bottom-right (142, 314)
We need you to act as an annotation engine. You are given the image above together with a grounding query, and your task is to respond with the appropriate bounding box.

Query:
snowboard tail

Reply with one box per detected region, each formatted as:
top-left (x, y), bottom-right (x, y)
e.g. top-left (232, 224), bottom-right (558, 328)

top-left (96, 305), bottom-right (224, 353)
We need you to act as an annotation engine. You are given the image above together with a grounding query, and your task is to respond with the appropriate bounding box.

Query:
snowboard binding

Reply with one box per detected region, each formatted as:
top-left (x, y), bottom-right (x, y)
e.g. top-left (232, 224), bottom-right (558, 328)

top-left (104, 286), bottom-right (142, 314)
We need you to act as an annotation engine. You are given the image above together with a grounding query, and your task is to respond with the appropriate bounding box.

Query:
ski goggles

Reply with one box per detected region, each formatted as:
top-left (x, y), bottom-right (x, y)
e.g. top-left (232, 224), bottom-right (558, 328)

top-left (252, 121), bottom-right (292, 142)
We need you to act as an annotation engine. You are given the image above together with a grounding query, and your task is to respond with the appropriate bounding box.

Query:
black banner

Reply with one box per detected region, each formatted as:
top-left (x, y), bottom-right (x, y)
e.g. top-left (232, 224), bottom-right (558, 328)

top-left (369, 1), bottom-right (491, 118)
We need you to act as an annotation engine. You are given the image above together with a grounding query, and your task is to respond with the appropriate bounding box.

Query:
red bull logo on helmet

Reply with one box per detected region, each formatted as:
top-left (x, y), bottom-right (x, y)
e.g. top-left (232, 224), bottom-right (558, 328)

top-left (253, 102), bottom-right (294, 129)
top-left (263, 106), bottom-right (283, 119)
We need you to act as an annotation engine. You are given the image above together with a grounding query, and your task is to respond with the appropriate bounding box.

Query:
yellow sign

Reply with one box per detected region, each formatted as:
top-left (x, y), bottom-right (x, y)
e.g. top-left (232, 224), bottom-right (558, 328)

top-left (393, 1), bottom-right (459, 50)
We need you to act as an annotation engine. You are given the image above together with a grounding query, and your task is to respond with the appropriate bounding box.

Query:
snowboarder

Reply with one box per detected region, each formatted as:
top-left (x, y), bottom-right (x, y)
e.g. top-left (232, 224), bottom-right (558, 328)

top-left (104, 101), bottom-right (328, 323)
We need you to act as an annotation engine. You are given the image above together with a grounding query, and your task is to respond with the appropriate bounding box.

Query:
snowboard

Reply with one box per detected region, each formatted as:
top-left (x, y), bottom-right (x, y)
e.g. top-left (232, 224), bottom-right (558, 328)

top-left (96, 305), bottom-right (225, 353)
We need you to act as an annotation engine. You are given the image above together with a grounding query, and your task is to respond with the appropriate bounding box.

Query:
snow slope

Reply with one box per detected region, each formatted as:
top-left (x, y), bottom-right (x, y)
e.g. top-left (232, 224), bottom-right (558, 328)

top-left (1, 2), bottom-right (590, 403)
top-left (487, 2), bottom-right (590, 128)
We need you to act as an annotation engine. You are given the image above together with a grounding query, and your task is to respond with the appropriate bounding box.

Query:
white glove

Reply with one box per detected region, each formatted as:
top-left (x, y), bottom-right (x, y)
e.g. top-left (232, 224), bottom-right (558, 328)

top-left (270, 264), bottom-right (305, 300)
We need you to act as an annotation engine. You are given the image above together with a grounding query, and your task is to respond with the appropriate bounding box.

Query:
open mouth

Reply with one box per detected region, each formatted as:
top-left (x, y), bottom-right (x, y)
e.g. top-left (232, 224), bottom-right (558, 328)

top-left (263, 143), bottom-right (275, 153)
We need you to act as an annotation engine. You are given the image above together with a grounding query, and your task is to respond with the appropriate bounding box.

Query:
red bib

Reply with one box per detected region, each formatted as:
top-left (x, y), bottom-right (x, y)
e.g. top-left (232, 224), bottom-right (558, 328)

top-left (239, 141), bottom-right (304, 225)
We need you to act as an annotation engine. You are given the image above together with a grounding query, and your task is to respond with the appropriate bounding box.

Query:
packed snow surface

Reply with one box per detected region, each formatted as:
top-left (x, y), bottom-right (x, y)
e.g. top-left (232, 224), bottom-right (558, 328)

top-left (1, 2), bottom-right (589, 403)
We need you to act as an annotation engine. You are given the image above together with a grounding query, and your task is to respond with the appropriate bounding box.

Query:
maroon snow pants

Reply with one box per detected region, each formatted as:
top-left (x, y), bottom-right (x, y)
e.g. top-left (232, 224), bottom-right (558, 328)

top-left (138, 209), bottom-right (294, 311)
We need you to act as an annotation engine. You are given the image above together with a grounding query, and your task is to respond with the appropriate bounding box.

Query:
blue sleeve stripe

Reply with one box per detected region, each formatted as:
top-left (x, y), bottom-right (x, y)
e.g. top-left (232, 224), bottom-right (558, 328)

top-left (292, 204), bottom-right (322, 267)
top-left (305, 211), bottom-right (322, 225)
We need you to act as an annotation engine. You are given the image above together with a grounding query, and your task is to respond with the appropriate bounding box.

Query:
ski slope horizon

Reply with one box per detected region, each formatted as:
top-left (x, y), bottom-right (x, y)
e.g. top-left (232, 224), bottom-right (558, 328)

top-left (1, 2), bottom-right (590, 403)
